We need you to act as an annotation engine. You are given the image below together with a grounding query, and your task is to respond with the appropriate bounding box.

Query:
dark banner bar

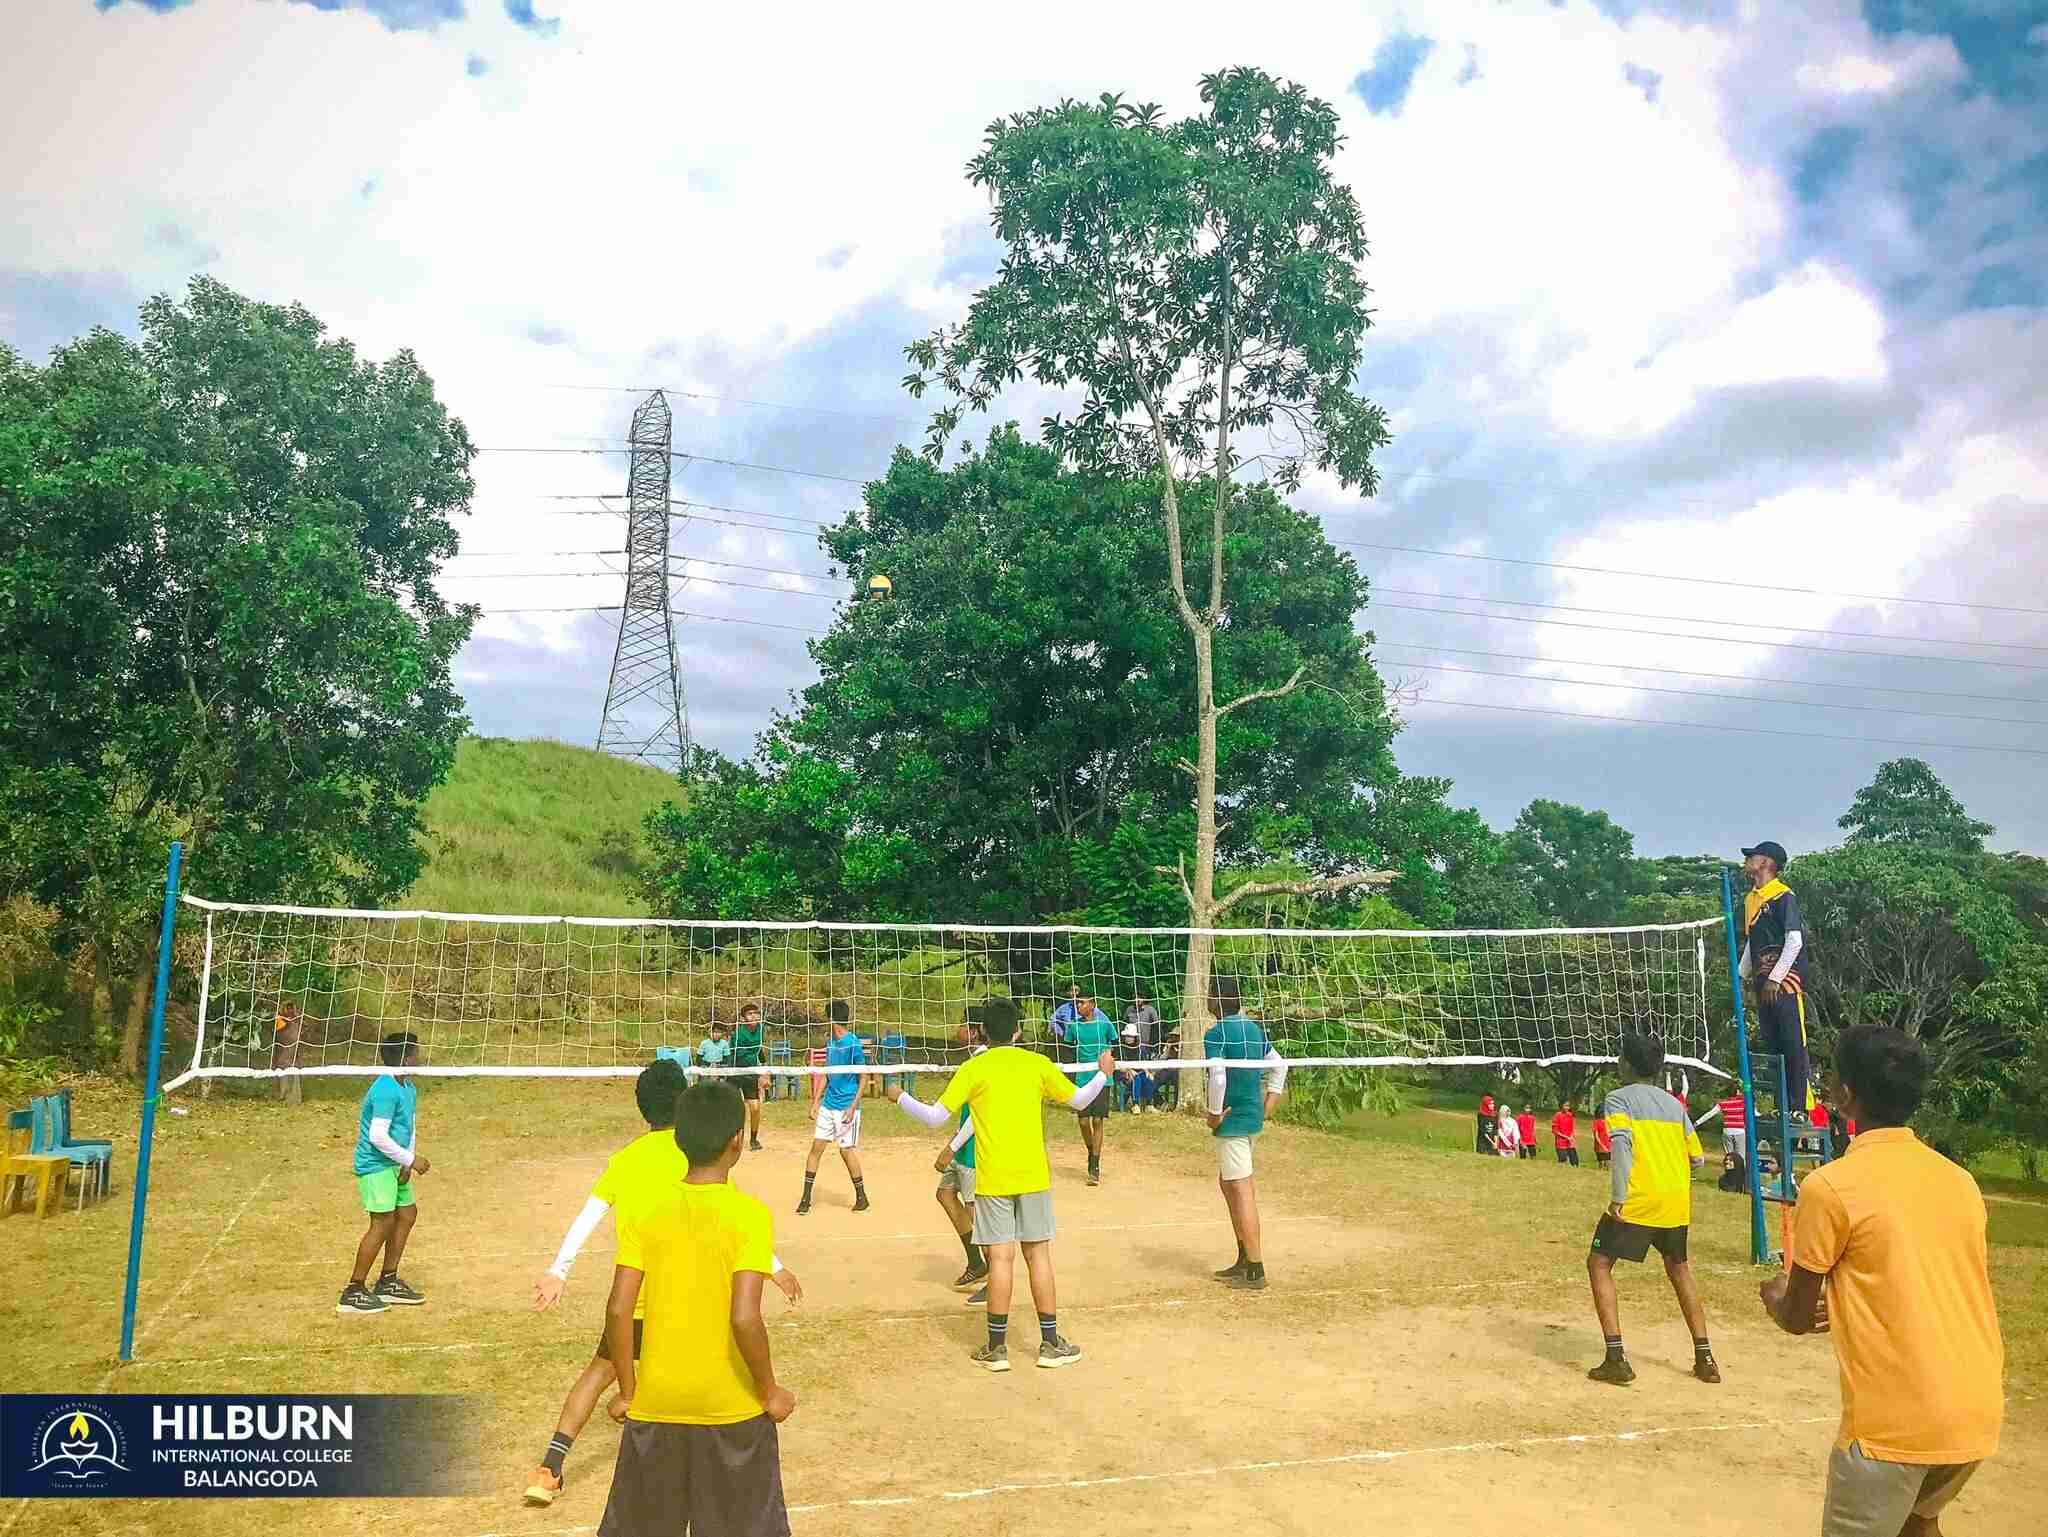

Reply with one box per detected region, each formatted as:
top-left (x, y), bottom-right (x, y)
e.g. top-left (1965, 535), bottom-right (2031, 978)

top-left (1, 1395), bottom-right (481, 1498)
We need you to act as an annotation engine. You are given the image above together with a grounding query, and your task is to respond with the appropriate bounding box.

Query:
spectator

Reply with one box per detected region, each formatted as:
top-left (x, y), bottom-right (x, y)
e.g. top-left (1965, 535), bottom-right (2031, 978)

top-left (1761, 1025), bottom-right (2003, 1537)
top-left (1124, 992), bottom-right (1161, 1049)
top-left (1477, 1092), bottom-right (1497, 1156)
top-left (1516, 1105), bottom-right (1538, 1161)
top-left (1552, 1101), bottom-right (1579, 1167)
top-left (1593, 1110), bottom-right (1613, 1168)
top-left (1494, 1104), bottom-right (1522, 1159)
top-left (697, 1020), bottom-right (733, 1076)
top-left (1049, 985), bottom-right (1082, 1045)
top-left (1718, 1089), bottom-right (1749, 1172)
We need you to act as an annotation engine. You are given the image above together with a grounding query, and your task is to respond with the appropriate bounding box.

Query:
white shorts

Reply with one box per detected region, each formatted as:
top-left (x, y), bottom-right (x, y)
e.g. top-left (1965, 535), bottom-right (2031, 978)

top-left (1217, 1134), bottom-right (1256, 1181)
top-left (812, 1105), bottom-right (860, 1149)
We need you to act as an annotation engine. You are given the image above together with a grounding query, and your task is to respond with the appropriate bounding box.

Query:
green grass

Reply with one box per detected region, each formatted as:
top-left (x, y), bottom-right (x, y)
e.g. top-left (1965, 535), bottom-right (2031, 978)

top-left (404, 737), bottom-right (681, 916)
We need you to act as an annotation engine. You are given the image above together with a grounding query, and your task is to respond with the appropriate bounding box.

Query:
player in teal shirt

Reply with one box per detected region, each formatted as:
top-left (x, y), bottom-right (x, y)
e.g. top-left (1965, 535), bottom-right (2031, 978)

top-left (1065, 991), bottom-right (1120, 1186)
top-left (342, 1032), bottom-right (430, 1315)
top-left (800, 1001), bottom-right (870, 1215)
top-left (1204, 976), bottom-right (1289, 1290)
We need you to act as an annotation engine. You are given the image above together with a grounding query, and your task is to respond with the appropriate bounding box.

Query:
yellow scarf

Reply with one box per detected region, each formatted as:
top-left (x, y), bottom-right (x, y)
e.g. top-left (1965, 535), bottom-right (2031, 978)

top-left (1743, 876), bottom-right (1789, 934)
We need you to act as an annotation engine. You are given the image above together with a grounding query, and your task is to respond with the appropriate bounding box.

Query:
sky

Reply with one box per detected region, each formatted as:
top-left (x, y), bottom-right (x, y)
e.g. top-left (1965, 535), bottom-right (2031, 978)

top-left (4, 0), bottom-right (2045, 860)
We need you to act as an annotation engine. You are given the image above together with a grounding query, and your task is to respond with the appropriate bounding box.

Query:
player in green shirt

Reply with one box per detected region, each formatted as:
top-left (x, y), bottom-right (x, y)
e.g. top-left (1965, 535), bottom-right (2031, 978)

top-left (733, 1003), bottom-right (767, 1151)
top-left (1065, 990), bottom-right (1120, 1186)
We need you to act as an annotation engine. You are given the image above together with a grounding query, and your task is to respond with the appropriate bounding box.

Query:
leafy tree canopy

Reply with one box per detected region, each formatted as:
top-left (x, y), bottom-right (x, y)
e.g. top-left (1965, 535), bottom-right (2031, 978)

top-left (1838, 756), bottom-right (1994, 854)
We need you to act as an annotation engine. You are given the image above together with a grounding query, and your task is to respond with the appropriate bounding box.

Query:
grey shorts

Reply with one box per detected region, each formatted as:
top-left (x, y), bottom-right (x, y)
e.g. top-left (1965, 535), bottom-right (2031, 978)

top-left (971, 1189), bottom-right (1053, 1245)
top-left (1823, 1442), bottom-right (1980, 1537)
top-left (597, 1415), bottom-right (788, 1537)
top-left (937, 1163), bottom-right (976, 1202)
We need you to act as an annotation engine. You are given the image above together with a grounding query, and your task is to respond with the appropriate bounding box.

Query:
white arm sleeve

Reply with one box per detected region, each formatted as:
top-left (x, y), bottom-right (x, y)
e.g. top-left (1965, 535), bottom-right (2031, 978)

top-left (1067, 1072), bottom-right (1108, 1111)
top-left (1207, 1064), bottom-right (1227, 1114)
top-left (366, 1116), bottom-right (413, 1168)
top-left (1738, 942), bottom-right (1753, 979)
top-left (949, 1115), bottom-right (975, 1153)
top-left (772, 1254), bottom-right (785, 1275)
top-left (1767, 930), bottom-right (1803, 984)
top-left (1261, 1048), bottom-right (1289, 1096)
top-left (548, 1196), bottom-right (612, 1280)
top-left (896, 1090), bottom-right (951, 1129)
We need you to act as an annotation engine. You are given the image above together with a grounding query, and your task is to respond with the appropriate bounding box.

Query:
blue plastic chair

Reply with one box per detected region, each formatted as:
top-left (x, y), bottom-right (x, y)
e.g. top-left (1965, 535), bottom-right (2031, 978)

top-left (654, 1045), bottom-right (694, 1068)
top-left (766, 1038), bottom-right (793, 1100)
top-left (879, 1032), bottom-right (910, 1096)
top-left (30, 1095), bottom-right (109, 1210)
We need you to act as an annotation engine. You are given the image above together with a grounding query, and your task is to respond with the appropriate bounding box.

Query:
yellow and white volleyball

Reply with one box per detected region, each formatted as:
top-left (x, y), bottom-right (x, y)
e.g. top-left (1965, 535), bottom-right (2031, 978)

top-left (864, 573), bottom-right (894, 600)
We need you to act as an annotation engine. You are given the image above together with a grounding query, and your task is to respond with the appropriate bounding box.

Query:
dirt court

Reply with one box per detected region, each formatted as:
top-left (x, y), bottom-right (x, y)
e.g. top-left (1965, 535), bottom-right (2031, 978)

top-left (4, 1078), bottom-right (2043, 1537)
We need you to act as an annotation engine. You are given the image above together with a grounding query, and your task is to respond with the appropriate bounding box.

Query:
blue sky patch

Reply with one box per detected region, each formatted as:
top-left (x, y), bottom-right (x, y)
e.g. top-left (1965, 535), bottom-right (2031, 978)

top-left (1353, 33), bottom-right (1434, 116)
top-left (1863, 0), bottom-right (2048, 103)
top-left (1622, 62), bottom-right (1661, 102)
top-left (504, 0), bottom-right (560, 36)
top-left (466, 52), bottom-right (489, 76)
top-left (95, 0), bottom-right (196, 12)
top-left (1793, 124), bottom-right (1862, 204)
top-left (1963, 260), bottom-right (2047, 308)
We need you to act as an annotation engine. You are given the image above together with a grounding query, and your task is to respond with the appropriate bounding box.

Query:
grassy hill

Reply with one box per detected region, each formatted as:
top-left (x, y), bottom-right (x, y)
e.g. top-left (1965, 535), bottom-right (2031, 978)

top-left (404, 737), bottom-right (680, 916)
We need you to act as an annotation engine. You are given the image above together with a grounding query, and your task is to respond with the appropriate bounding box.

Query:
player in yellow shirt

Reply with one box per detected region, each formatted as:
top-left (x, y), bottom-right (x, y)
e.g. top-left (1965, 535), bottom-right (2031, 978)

top-left (1585, 1031), bottom-right (1719, 1387)
top-left (600, 1080), bottom-right (796, 1537)
top-left (894, 998), bottom-right (1114, 1372)
top-left (523, 1060), bottom-right (799, 1506)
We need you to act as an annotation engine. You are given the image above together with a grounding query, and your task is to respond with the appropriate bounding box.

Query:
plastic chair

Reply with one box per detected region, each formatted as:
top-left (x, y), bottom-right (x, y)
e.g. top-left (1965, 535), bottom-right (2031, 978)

top-left (879, 1033), bottom-right (909, 1096)
top-left (654, 1045), bottom-right (694, 1068)
top-left (55, 1091), bottom-right (113, 1192)
top-left (30, 1095), bottom-right (108, 1210)
top-left (806, 1047), bottom-right (828, 1113)
top-left (766, 1038), bottom-right (793, 1100)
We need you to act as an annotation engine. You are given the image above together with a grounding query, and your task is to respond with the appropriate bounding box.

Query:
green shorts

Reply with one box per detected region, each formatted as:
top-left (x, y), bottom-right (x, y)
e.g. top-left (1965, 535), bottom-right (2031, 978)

top-left (356, 1167), bottom-right (417, 1214)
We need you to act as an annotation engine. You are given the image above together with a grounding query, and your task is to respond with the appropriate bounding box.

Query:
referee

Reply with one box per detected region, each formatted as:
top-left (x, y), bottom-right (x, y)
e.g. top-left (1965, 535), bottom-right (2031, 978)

top-left (1739, 840), bottom-right (1815, 1119)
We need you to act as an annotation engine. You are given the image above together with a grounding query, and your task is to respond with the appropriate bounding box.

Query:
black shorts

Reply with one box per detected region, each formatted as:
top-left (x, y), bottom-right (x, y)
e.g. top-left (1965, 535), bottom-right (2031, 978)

top-left (599, 1414), bottom-right (788, 1537)
top-left (1077, 1088), bottom-right (1111, 1119)
top-left (594, 1317), bottom-right (645, 1361)
top-left (1590, 1213), bottom-right (1688, 1264)
top-left (737, 1070), bottom-right (762, 1103)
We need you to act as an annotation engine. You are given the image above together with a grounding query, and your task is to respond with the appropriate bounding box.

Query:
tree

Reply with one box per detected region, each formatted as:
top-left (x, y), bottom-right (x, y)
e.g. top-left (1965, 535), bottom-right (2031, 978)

top-left (1501, 800), bottom-right (1643, 927)
top-left (905, 68), bottom-right (1393, 1033)
top-left (0, 278), bottom-right (476, 1070)
top-left (642, 429), bottom-right (1447, 932)
top-left (1970, 941), bottom-right (2048, 1180)
top-left (1838, 757), bottom-right (1994, 854)
top-left (1791, 843), bottom-right (2023, 1078)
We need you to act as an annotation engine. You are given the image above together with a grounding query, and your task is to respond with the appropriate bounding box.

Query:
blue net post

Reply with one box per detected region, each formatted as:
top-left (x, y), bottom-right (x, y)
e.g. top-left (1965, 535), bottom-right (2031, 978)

top-left (1721, 867), bottom-right (1769, 1266)
top-left (118, 841), bottom-right (183, 1363)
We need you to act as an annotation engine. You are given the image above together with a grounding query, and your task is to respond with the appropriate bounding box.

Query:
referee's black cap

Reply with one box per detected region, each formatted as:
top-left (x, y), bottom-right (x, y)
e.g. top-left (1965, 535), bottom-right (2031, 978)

top-left (1741, 840), bottom-right (1789, 867)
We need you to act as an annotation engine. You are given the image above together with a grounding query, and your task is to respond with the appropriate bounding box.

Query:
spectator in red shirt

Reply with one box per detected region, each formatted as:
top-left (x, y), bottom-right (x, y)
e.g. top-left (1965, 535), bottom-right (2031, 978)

top-left (1594, 1112), bottom-right (1613, 1167)
top-left (1516, 1107), bottom-right (1538, 1160)
top-left (1552, 1102), bottom-right (1579, 1167)
top-left (1718, 1091), bottom-right (1749, 1165)
top-left (1476, 1093), bottom-right (1497, 1156)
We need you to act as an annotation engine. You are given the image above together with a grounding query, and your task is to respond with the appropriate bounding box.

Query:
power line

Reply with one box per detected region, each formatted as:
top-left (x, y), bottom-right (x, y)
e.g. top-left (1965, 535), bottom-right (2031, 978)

top-left (1403, 695), bottom-right (2048, 759)
top-left (1369, 639), bottom-right (2048, 711)
top-left (541, 382), bottom-right (915, 426)
top-left (1378, 654), bottom-right (2048, 730)
top-left (477, 445), bottom-right (868, 485)
top-left (1330, 534), bottom-right (2048, 619)
top-left (1363, 581), bottom-right (2048, 657)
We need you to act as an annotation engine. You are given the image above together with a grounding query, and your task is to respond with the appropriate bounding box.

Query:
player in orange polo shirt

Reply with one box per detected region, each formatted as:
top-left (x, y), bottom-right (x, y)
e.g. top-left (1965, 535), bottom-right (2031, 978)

top-left (1760, 1025), bottom-right (2003, 1537)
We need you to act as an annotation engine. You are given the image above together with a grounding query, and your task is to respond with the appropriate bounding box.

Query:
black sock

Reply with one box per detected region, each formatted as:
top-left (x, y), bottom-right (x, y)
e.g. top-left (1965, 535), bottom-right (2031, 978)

top-left (1245, 1260), bottom-right (1265, 1281)
top-left (960, 1231), bottom-right (979, 1263)
top-left (1039, 1312), bottom-right (1058, 1344)
top-left (988, 1313), bottom-right (1008, 1350)
top-left (1234, 1242), bottom-right (1248, 1266)
top-left (852, 1178), bottom-right (867, 1200)
top-left (1694, 1336), bottom-right (1713, 1358)
top-left (802, 1172), bottom-right (816, 1196)
top-left (1603, 1334), bottom-right (1625, 1362)
top-left (378, 1267), bottom-right (396, 1282)
top-left (542, 1432), bottom-right (573, 1477)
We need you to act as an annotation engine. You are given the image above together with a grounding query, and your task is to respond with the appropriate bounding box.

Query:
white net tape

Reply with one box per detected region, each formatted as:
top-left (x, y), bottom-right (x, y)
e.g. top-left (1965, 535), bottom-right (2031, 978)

top-left (165, 897), bottom-right (1720, 1092)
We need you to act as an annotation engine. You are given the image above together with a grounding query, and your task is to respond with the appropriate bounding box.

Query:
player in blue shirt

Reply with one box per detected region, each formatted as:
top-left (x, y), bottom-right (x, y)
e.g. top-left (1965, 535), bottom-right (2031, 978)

top-left (340, 1031), bottom-right (430, 1315)
top-left (1204, 976), bottom-right (1289, 1292)
top-left (798, 1000), bottom-right (870, 1215)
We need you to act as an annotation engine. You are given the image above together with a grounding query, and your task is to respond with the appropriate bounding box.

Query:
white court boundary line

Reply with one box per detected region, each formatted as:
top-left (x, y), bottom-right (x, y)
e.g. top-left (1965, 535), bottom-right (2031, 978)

top-left (467, 1416), bottom-right (1834, 1535)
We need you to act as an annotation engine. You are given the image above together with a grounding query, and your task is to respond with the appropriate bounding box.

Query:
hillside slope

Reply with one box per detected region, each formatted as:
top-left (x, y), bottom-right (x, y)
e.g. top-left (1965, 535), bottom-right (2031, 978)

top-left (405, 737), bottom-right (680, 916)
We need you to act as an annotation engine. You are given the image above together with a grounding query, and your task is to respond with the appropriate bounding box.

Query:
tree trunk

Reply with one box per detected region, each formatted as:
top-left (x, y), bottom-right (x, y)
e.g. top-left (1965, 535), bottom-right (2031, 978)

top-left (119, 955), bottom-right (153, 1078)
top-left (1178, 628), bottom-right (1220, 1114)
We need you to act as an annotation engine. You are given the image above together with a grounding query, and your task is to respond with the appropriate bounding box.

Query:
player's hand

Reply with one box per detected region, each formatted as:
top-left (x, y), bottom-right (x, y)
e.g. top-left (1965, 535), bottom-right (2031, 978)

top-left (933, 1147), bottom-right (954, 1173)
top-left (396, 1165), bottom-right (411, 1185)
top-left (1205, 1111), bottom-right (1223, 1131)
top-left (1759, 1273), bottom-right (1788, 1314)
top-left (1606, 1201), bottom-right (1624, 1220)
top-left (1762, 979), bottom-right (1782, 1003)
top-left (607, 1395), bottom-right (631, 1424)
top-left (412, 1155), bottom-right (431, 1177)
top-left (1096, 1048), bottom-right (1116, 1077)
top-left (774, 1268), bottom-right (803, 1305)
top-left (534, 1273), bottom-right (566, 1311)
top-left (762, 1385), bottom-right (796, 1423)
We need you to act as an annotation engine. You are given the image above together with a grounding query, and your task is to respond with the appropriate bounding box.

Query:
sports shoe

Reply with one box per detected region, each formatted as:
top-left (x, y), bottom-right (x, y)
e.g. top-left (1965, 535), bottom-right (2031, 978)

top-left (1694, 1353), bottom-right (1723, 1384)
top-left (852, 1193), bottom-right (871, 1213)
top-left (971, 1342), bottom-right (1010, 1373)
top-left (1214, 1258), bottom-right (1249, 1280)
top-left (953, 1261), bottom-right (989, 1290)
top-left (1587, 1356), bottom-right (1636, 1386)
top-left (1036, 1335), bottom-right (1083, 1369)
top-left (1086, 1167), bottom-right (1100, 1187)
top-left (749, 1139), bottom-right (763, 1152)
top-left (523, 1467), bottom-right (563, 1506)
top-left (336, 1283), bottom-right (387, 1316)
top-left (1225, 1269), bottom-right (1268, 1291)
top-left (963, 1286), bottom-right (987, 1306)
top-left (796, 1196), bottom-right (811, 1215)
top-left (374, 1274), bottom-right (425, 1306)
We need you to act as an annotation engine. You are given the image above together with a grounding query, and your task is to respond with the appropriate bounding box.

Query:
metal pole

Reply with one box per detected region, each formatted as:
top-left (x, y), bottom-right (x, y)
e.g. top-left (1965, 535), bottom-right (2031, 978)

top-left (118, 841), bottom-right (183, 1363)
top-left (1721, 868), bottom-right (1768, 1266)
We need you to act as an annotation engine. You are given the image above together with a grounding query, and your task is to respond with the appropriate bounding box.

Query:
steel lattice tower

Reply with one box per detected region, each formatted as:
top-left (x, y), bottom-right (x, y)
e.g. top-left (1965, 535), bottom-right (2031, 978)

top-left (595, 390), bottom-right (689, 772)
